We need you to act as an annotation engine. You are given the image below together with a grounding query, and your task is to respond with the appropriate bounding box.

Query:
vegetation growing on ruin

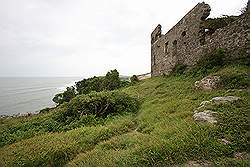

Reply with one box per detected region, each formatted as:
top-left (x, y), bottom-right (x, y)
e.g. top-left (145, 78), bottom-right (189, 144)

top-left (203, 15), bottom-right (238, 34)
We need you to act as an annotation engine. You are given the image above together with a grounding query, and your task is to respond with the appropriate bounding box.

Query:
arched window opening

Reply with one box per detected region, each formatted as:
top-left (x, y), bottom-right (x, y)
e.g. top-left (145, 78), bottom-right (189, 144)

top-left (164, 42), bottom-right (169, 54)
top-left (181, 31), bottom-right (186, 37)
top-left (172, 40), bottom-right (178, 62)
top-left (173, 40), bottom-right (177, 46)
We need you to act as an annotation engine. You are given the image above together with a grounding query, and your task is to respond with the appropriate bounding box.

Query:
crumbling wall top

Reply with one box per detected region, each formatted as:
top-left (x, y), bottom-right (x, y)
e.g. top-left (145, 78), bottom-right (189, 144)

top-left (151, 24), bottom-right (162, 44)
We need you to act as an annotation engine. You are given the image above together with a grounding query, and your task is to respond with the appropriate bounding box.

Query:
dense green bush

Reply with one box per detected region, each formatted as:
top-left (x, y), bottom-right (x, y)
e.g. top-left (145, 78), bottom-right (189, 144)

top-left (0, 91), bottom-right (139, 147)
top-left (120, 80), bottom-right (130, 87)
top-left (76, 76), bottom-right (104, 95)
top-left (103, 69), bottom-right (121, 90)
top-left (53, 87), bottom-right (76, 105)
top-left (76, 69), bottom-right (121, 94)
top-left (55, 91), bottom-right (139, 123)
top-left (53, 69), bottom-right (128, 105)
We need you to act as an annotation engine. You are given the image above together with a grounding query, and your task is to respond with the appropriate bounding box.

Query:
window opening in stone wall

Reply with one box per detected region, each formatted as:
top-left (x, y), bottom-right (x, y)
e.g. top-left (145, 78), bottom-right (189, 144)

top-left (199, 28), bottom-right (206, 45)
top-left (173, 40), bottom-right (177, 46)
top-left (164, 42), bottom-right (169, 54)
top-left (181, 31), bottom-right (186, 37)
top-left (172, 40), bottom-right (178, 61)
top-left (153, 55), bottom-right (156, 65)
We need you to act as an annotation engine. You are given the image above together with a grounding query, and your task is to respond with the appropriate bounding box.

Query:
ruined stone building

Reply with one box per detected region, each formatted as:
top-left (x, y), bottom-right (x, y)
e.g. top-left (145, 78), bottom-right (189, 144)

top-left (151, 1), bottom-right (250, 76)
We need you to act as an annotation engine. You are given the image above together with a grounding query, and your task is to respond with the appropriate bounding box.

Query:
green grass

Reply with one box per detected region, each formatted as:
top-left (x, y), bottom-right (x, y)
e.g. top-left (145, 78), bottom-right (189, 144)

top-left (0, 65), bottom-right (249, 167)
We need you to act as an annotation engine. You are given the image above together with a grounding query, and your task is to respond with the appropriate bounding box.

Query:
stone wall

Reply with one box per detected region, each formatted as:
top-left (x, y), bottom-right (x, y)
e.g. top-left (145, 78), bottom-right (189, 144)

top-left (151, 2), bottom-right (250, 76)
top-left (136, 72), bottom-right (151, 80)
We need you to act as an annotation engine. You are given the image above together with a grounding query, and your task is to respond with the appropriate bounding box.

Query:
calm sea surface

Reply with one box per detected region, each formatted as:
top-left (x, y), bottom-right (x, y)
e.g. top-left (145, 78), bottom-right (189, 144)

top-left (0, 77), bottom-right (82, 116)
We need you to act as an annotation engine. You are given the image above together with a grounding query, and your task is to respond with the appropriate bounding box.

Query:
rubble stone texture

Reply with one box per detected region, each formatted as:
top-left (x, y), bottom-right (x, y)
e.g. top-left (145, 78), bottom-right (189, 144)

top-left (211, 96), bottom-right (241, 104)
top-left (151, 2), bottom-right (250, 76)
top-left (193, 110), bottom-right (217, 124)
top-left (195, 75), bottom-right (221, 90)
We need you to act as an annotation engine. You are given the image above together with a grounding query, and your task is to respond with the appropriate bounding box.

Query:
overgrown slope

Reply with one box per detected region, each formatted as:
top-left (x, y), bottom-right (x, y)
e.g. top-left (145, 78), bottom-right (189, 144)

top-left (0, 64), bottom-right (249, 167)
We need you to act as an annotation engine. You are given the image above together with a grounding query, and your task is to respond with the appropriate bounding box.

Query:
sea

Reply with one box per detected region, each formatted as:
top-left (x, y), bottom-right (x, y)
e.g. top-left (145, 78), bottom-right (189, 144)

top-left (0, 77), bottom-right (82, 116)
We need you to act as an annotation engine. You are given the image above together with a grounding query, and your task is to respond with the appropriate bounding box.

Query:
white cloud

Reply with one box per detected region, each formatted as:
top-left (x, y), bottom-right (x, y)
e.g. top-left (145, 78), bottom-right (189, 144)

top-left (0, 0), bottom-right (248, 77)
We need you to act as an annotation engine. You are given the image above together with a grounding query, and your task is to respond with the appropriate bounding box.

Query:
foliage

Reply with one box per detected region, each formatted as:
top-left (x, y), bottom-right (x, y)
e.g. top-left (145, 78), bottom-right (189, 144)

top-left (120, 80), bottom-right (130, 88)
top-left (190, 48), bottom-right (225, 77)
top-left (39, 107), bottom-right (53, 114)
top-left (203, 15), bottom-right (237, 34)
top-left (0, 65), bottom-right (249, 166)
top-left (0, 116), bottom-right (135, 167)
top-left (53, 87), bottom-right (76, 105)
top-left (0, 91), bottom-right (139, 148)
top-left (214, 64), bottom-right (250, 89)
top-left (54, 69), bottom-right (126, 105)
top-left (103, 69), bottom-right (121, 91)
top-left (221, 73), bottom-right (249, 89)
top-left (171, 64), bottom-right (187, 75)
top-left (225, 49), bottom-right (250, 66)
top-left (0, 113), bottom-right (61, 147)
top-left (130, 75), bottom-right (139, 84)
top-left (76, 76), bottom-right (104, 95)
top-left (55, 91), bottom-right (139, 123)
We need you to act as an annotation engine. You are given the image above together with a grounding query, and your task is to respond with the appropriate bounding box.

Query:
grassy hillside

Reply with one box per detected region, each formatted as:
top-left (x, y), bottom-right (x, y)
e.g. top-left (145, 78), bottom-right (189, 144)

top-left (0, 64), bottom-right (249, 166)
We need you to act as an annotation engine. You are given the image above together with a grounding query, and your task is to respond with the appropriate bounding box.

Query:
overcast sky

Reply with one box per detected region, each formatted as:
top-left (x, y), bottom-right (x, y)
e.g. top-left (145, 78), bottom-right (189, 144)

top-left (0, 0), bottom-right (248, 77)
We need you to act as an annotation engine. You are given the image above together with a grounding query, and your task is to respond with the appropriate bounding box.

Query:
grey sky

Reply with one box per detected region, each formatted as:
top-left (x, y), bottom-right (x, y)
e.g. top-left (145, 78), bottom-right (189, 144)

top-left (0, 0), bottom-right (248, 77)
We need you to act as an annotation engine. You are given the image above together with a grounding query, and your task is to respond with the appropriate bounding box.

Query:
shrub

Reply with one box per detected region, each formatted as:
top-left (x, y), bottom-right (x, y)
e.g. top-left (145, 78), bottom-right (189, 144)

top-left (53, 87), bottom-right (76, 105)
top-left (120, 80), bottom-right (130, 87)
top-left (103, 69), bottom-right (121, 91)
top-left (54, 69), bottom-right (128, 105)
top-left (130, 75), bottom-right (139, 84)
top-left (76, 69), bottom-right (122, 94)
top-left (55, 91), bottom-right (139, 123)
top-left (76, 76), bottom-right (104, 95)
top-left (39, 107), bottom-right (53, 114)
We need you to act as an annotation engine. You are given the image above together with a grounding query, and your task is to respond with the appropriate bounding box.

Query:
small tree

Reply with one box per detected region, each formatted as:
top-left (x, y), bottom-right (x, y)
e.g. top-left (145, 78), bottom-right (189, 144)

top-left (76, 77), bottom-right (104, 94)
top-left (63, 87), bottom-right (76, 102)
top-left (52, 93), bottom-right (64, 105)
top-left (103, 69), bottom-right (121, 90)
top-left (53, 86), bottom-right (76, 105)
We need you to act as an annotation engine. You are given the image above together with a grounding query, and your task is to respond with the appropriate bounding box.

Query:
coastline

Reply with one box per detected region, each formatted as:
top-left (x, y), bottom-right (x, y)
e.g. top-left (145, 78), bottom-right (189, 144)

top-left (0, 77), bottom-right (82, 116)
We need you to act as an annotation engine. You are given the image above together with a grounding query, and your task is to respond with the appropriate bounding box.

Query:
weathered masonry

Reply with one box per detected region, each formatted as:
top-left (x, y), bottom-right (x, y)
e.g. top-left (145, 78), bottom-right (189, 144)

top-left (151, 2), bottom-right (250, 76)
